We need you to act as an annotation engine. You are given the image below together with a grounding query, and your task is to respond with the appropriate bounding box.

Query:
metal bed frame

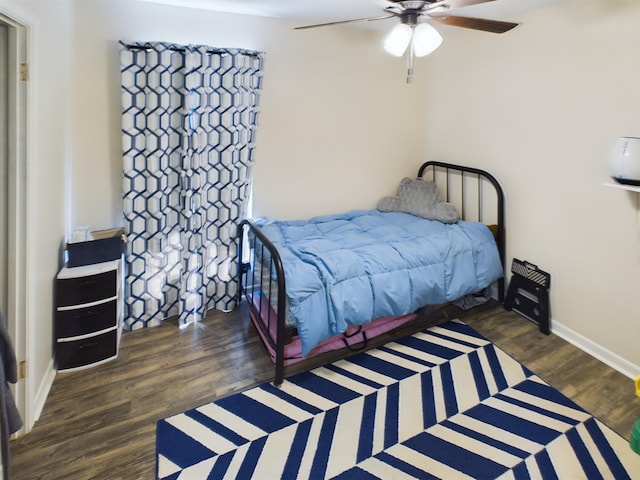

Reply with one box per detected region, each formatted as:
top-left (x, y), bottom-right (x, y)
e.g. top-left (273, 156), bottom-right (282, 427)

top-left (238, 161), bottom-right (506, 386)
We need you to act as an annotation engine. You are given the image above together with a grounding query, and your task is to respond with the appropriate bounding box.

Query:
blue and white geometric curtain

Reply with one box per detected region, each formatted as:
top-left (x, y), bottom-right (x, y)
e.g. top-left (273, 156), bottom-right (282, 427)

top-left (120, 41), bottom-right (264, 330)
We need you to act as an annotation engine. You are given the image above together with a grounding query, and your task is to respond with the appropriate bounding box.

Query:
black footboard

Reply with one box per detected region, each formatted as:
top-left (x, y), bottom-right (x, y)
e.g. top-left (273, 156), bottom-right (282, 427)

top-left (238, 161), bottom-right (506, 386)
top-left (237, 220), bottom-right (291, 385)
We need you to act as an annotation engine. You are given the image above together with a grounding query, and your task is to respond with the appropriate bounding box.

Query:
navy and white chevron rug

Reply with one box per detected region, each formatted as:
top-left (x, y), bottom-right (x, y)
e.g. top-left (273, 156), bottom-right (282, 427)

top-left (156, 320), bottom-right (640, 479)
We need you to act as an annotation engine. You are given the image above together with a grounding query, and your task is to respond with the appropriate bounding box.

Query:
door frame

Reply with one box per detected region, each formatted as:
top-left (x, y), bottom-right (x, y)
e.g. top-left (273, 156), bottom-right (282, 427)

top-left (0, 4), bottom-right (32, 435)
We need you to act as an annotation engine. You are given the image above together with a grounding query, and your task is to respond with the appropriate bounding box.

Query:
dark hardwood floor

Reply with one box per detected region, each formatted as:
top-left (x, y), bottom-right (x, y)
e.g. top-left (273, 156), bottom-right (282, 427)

top-left (10, 301), bottom-right (640, 479)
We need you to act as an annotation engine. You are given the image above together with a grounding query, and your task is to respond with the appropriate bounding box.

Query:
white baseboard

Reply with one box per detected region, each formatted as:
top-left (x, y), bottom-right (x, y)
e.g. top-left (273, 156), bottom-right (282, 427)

top-left (551, 318), bottom-right (640, 381)
top-left (29, 359), bottom-right (56, 433)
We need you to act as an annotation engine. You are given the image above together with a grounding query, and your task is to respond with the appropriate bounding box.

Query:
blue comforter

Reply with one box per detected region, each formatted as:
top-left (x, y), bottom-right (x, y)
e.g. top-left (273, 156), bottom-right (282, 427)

top-left (257, 210), bottom-right (503, 356)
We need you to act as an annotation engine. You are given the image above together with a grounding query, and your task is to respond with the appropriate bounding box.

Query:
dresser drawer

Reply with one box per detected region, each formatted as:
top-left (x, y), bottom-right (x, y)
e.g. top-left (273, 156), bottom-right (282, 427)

top-left (56, 329), bottom-right (118, 371)
top-left (56, 299), bottom-right (117, 338)
top-left (56, 269), bottom-right (117, 307)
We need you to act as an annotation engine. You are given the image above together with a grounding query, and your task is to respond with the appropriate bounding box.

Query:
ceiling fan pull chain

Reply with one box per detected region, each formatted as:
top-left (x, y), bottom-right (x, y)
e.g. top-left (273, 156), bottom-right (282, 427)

top-left (406, 39), bottom-right (414, 84)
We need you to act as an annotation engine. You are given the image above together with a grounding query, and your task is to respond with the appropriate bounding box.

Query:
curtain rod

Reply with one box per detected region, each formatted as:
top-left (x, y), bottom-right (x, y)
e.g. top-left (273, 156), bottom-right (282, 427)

top-left (124, 43), bottom-right (260, 57)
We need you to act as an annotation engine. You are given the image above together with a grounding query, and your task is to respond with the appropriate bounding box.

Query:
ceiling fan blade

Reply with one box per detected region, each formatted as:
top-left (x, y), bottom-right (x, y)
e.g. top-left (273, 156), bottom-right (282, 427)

top-left (441, 0), bottom-right (497, 10)
top-left (294, 14), bottom-right (395, 30)
top-left (429, 14), bottom-right (519, 34)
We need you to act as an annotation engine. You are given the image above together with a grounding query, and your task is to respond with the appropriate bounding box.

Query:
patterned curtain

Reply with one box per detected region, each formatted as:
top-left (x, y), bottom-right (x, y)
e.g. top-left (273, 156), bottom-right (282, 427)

top-left (120, 41), bottom-right (264, 329)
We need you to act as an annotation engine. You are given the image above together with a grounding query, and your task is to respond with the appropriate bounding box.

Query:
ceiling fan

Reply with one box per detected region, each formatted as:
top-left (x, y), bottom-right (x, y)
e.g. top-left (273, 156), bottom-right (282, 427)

top-left (295, 0), bottom-right (520, 83)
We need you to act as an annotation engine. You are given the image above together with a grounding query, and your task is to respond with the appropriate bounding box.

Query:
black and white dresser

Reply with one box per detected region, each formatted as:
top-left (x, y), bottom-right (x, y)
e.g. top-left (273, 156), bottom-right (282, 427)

top-left (55, 259), bottom-right (122, 371)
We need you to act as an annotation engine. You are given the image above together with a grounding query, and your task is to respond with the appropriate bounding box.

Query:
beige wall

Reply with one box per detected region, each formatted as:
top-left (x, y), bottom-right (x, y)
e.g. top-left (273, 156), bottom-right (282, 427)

top-left (253, 26), bottom-right (429, 219)
top-left (423, 0), bottom-right (640, 376)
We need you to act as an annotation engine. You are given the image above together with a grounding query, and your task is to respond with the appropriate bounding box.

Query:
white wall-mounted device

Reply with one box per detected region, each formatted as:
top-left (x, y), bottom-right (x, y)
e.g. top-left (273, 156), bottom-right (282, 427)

top-left (609, 137), bottom-right (640, 186)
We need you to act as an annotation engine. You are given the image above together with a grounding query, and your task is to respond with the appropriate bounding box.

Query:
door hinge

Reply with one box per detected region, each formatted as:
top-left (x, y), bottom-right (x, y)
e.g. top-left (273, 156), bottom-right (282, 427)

top-left (19, 63), bottom-right (28, 82)
top-left (19, 361), bottom-right (26, 379)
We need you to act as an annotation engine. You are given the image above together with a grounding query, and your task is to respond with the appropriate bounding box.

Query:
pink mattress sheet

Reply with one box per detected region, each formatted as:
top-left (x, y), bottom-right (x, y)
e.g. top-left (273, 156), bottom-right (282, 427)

top-left (249, 294), bottom-right (417, 366)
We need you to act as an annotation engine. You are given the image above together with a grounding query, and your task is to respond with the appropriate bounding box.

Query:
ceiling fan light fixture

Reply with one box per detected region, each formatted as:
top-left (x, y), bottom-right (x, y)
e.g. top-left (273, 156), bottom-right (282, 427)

top-left (412, 23), bottom-right (443, 57)
top-left (383, 23), bottom-right (412, 57)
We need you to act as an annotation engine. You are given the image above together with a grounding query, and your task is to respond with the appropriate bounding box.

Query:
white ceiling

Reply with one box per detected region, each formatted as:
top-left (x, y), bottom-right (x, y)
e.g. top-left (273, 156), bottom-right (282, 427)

top-left (137, 0), bottom-right (562, 30)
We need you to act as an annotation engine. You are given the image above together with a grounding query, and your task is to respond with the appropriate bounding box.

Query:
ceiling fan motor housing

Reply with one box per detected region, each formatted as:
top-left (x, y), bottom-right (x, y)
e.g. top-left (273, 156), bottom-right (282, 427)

top-left (400, 12), bottom-right (421, 26)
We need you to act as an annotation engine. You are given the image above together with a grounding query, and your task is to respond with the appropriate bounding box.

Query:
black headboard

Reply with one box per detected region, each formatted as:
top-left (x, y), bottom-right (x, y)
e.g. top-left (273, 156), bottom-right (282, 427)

top-left (418, 161), bottom-right (505, 301)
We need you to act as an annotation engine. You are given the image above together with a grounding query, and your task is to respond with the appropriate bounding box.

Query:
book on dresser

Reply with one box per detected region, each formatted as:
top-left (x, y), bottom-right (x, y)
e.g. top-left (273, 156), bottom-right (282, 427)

top-left (55, 259), bottom-right (123, 371)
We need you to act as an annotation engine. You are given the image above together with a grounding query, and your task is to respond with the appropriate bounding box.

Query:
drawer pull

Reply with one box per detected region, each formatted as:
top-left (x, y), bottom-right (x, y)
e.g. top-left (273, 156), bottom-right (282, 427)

top-left (77, 341), bottom-right (99, 350)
